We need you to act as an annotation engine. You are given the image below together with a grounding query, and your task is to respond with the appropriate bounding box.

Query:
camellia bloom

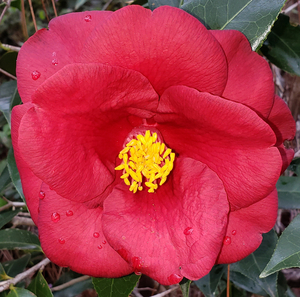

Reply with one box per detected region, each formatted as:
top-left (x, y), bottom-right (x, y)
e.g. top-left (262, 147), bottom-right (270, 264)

top-left (12, 5), bottom-right (295, 285)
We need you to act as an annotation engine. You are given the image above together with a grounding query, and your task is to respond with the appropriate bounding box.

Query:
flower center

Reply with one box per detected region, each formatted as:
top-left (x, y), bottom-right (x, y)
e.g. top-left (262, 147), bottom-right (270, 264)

top-left (115, 130), bottom-right (175, 193)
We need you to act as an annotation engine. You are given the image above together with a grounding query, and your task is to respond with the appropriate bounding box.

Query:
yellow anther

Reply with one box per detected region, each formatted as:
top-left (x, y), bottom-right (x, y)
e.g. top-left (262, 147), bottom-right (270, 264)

top-left (115, 130), bottom-right (175, 193)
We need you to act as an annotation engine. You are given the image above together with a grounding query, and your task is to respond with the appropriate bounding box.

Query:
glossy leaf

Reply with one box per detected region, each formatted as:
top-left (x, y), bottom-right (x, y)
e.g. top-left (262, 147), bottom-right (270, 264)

top-left (0, 80), bottom-right (17, 128)
top-left (92, 274), bottom-right (140, 297)
top-left (148, 0), bottom-right (181, 10)
top-left (7, 148), bottom-right (25, 202)
top-left (277, 176), bottom-right (300, 209)
top-left (0, 52), bottom-right (17, 76)
top-left (181, 0), bottom-right (285, 50)
top-left (261, 214), bottom-right (300, 278)
top-left (27, 271), bottom-right (53, 297)
top-left (2, 254), bottom-right (31, 278)
top-left (180, 278), bottom-right (191, 297)
top-left (6, 288), bottom-right (36, 297)
top-left (0, 166), bottom-right (12, 194)
top-left (0, 229), bottom-right (42, 251)
top-left (230, 230), bottom-right (278, 297)
top-left (0, 209), bottom-right (20, 229)
top-left (261, 14), bottom-right (300, 76)
top-left (194, 265), bottom-right (225, 297)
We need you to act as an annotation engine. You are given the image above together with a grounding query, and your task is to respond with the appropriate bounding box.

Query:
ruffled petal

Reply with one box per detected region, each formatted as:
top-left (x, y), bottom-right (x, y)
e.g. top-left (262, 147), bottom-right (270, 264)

top-left (155, 86), bottom-right (282, 210)
top-left (17, 11), bottom-right (113, 103)
top-left (211, 30), bottom-right (274, 117)
top-left (38, 183), bottom-right (132, 277)
top-left (267, 95), bottom-right (295, 172)
top-left (102, 157), bottom-right (229, 285)
top-left (217, 188), bottom-right (278, 263)
top-left (18, 63), bottom-right (158, 203)
top-left (82, 5), bottom-right (227, 96)
top-left (11, 103), bottom-right (42, 224)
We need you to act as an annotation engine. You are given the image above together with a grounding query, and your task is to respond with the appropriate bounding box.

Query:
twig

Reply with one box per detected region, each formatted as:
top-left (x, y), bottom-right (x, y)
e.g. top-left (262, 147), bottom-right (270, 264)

top-left (227, 264), bottom-right (230, 297)
top-left (51, 0), bottom-right (57, 17)
top-left (27, 0), bottom-right (37, 32)
top-left (151, 286), bottom-right (178, 297)
top-left (0, 200), bottom-right (26, 212)
top-left (0, 43), bottom-right (21, 52)
top-left (283, 2), bottom-right (299, 14)
top-left (0, 258), bottom-right (51, 292)
top-left (20, 0), bottom-right (28, 39)
top-left (51, 275), bottom-right (90, 291)
top-left (0, 68), bottom-right (17, 80)
top-left (102, 0), bottom-right (114, 10)
top-left (132, 287), bottom-right (144, 297)
top-left (0, 0), bottom-right (12, 24)
top-left (11, 216), bottom-right (35, 227)
top-left (41, 0), bottom-right (49, 22)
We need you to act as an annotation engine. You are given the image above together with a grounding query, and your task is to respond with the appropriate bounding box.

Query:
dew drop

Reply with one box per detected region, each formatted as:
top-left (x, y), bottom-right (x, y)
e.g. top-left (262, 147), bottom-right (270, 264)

top-left (51, 212), bottom-right (60, 222)
top-left (58, 238), bottom-right (65, 244)
top-left (134, 271), bottom-right (142, 275)
top-left (232, 230), bottom-right (237, 235)
top-left (93, 232), bottom-right (100, 238)
top-left (102, 240), bottom-right (106, 244)
top-left (98, 245), bottom-right (102, 249)
top-left (84, 15), bottom-right (92, 22)
top-left (39, 191), bottom-right (45, 200)
top-left (183, 227), bottom-right (193, 236)
top-left (167, 273), bottom-right (183, 284)
top-left (66, 210), bottom-right (73, 217)
top-left (223, 236), bottom-right (231, 245)
top-left (51, 58), bottom-right (58, 66)
top-left (31, 70), bottom-right (41, 80)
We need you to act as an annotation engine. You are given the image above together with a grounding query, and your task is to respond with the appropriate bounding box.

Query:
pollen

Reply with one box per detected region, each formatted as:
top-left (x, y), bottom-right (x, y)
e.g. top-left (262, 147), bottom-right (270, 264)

top-left (115, 130), bottom-right (175, 193)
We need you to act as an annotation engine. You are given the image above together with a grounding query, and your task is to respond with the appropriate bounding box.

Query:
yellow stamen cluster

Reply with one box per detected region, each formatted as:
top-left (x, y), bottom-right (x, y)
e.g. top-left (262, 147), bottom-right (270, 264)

top-left (115, 130), bottom-right (175, 193)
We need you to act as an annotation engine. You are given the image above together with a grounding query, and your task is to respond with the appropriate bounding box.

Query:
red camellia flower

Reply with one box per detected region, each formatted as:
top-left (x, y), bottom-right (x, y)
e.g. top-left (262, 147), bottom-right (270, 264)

top-left (12, 5), bottom-right (295, 285)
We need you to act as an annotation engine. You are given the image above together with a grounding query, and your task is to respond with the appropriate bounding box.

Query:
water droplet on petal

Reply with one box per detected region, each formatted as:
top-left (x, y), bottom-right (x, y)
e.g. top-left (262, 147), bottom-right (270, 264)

top-left (31, 70), bottom-right (41, 80)
top-left (232, 230), bottom-right (237, 235)
top-left (132, 256), bottom-right (143, 270)
top-left (134, 271), bottom-right (142, 275)
top-left (51, 212), bottom-right (60, 222)
top-left (58, 238), bottom-right (65, 244)
top-left (98, 245), bottom-right (102, 249)
top-left (66, 210), bottom-right (73, 217)
top-left (223, 236), bottom-right (231, 245)
top-left (93, 232), bottom-right (100, 238)
top-left (183, 227), bottom-right (193, 235)
top-left (39, 191), bottom-right (45, 199)
top-left (167, 273), bottom-right (182, 284)
top-left (102, 240), bottom-right (106, 244)
top-left (51, 58), bottom-right (58, 66)
top-left (84, 15), bottom-right (92, 22)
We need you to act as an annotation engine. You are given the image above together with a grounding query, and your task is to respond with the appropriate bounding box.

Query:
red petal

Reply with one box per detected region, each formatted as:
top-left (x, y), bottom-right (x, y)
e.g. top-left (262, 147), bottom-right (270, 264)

top-left (11, 103), bottom-right (42, 224)
top-left (18, 63), bottom-right (158, 203)
top-left (102, 157), bottom-right (229, 285)
top-left (155, 86), bottom-right (282, 210)
top-left (17, 11), bottom-right (112, 103)
top-left (267, 96), bottom-right (295, 172)
top-left (38, 183), bottom-right (132, 277)
top-left (217, 188), bottom-right (278, 263)
top-left (211, 30), bottom-right (274, 117)
top-left (82, 5), bottom-right (227, 96)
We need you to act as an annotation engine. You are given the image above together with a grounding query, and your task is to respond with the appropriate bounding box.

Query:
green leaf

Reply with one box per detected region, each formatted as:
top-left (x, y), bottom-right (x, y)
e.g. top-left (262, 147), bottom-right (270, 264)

top-left (0, 210), bottom-right (20, 229)
top-left (261, 14), bottom-right (300, 76)
top-left (27, 271), bottom-right (53, 297)
top-left (0, 166), bottom-right (12, 194)
top-left (0, 52), bottom-right (17, 77)
top-left (0, 262), bottom-right (11, 281)
top-left (179, 278), bottom-right (191, 297)
top-left (230, 230), bottom-right (278, 297)
top-left (7, 288), bottom-right (36, 297)
top-left (194, 265), bottom-right (225, 297)
top-left (0, 80), bottom-right (17, 128)
top-left (277, 175), bottom-right (300, 209)
top-left (7, 148), bottom-right (25, 202)
top-left (0, 229), bottom-right (42, 252)
top-left (148, 0), bottom-right (181, 10)
top-left (181, 0), bottom-right (286, 50)
top-left (261, 214), bottom-right (300, 277)
top-left (92, 274), bottom-right (140, 297)
top-left (2, 254), bottom-right (31, 278)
